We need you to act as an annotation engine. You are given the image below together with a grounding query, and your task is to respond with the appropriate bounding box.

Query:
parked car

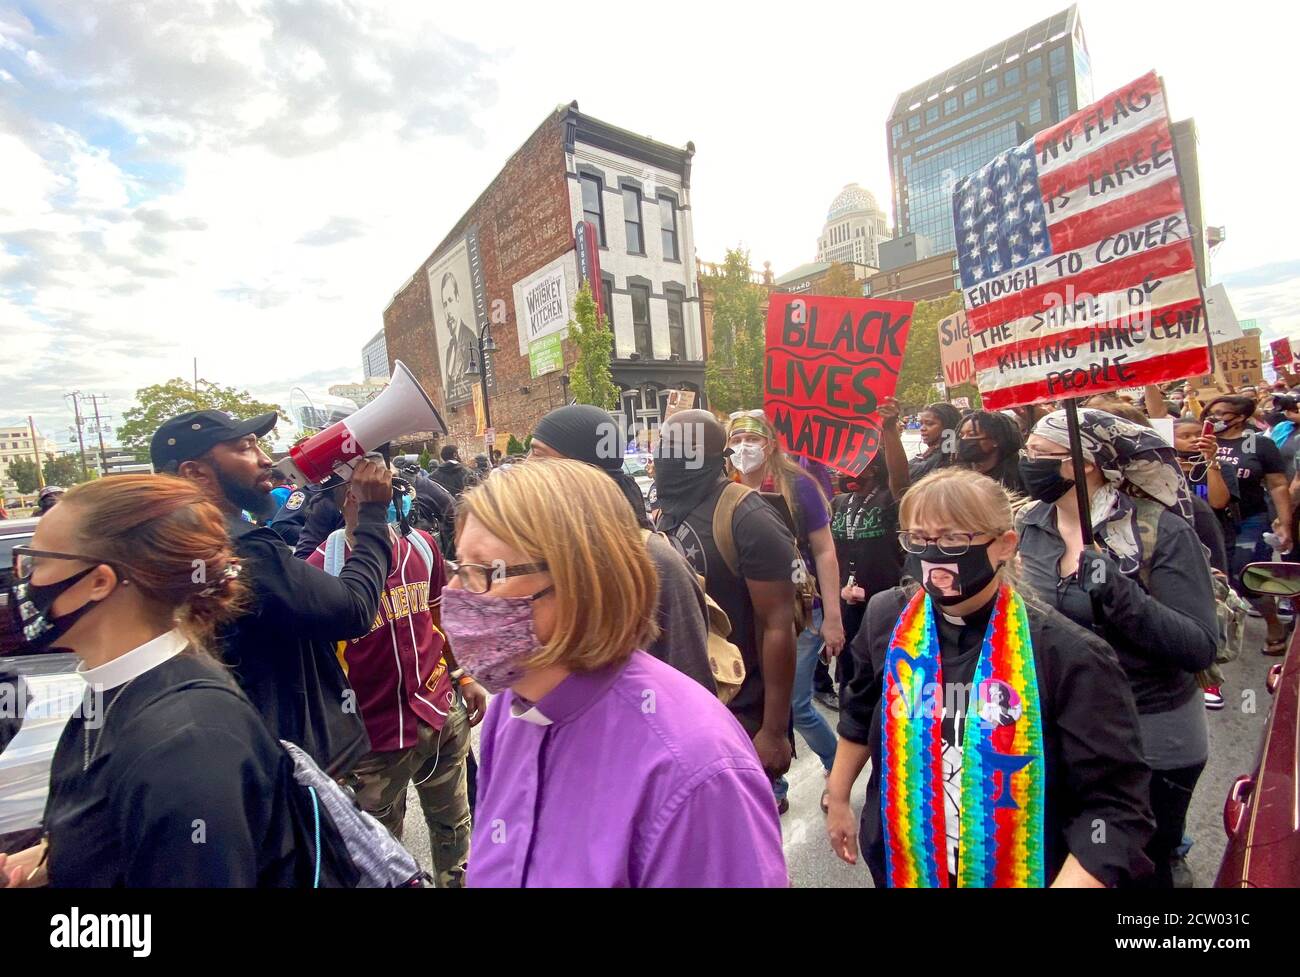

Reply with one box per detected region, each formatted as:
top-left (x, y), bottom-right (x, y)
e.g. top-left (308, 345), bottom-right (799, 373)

top-left (1215, 561), bottom-right (1300, 887)
top-left (623, 455), bottom-right (656, 513)
top-left (0, 515), bottom-right (81, 855)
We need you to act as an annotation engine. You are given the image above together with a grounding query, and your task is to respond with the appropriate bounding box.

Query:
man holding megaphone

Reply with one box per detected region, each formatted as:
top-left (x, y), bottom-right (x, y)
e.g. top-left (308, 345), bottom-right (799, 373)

top-left (151, 410), bottom-right (394, 777)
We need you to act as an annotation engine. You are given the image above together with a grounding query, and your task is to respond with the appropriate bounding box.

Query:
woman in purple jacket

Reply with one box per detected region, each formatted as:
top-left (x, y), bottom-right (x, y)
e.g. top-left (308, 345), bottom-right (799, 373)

top-left (447, 459), bottom-right (787, 888)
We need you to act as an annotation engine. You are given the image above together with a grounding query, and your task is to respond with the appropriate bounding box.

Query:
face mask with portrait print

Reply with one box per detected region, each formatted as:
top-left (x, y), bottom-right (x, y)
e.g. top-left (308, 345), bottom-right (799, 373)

top-left (905, 541), bottom-right (999, 607)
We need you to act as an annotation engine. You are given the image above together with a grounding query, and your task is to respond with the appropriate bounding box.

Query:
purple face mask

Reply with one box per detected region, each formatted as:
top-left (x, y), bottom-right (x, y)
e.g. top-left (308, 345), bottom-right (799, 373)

top-left (440, 585), bottom-right (549, 693)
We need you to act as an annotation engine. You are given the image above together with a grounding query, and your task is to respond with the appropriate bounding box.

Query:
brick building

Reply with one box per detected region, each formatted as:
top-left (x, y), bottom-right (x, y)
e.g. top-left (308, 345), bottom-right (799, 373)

top-left (383, 102), bottom-right (703, 454)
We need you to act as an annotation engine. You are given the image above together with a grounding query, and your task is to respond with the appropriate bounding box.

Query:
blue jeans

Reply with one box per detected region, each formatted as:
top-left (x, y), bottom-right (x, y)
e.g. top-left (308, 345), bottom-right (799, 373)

top-left (773, 608), bottom-right (840, 802)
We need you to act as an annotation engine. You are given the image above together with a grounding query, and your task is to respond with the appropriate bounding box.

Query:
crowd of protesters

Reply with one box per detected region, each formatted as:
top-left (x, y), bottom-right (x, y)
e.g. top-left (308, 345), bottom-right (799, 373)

top-left (0, 373), bottom-right (1291, 888)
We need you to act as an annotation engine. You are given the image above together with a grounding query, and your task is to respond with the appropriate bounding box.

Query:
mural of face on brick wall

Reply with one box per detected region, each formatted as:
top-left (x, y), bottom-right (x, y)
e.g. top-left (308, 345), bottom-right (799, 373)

top-left (427, 238), bottom-right (480, 407)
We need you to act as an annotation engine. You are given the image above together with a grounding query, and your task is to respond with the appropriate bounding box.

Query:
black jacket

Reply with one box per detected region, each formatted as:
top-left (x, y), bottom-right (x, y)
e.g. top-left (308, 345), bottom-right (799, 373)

top-left (44, 652), bottom-right (355, 887)
top-left (221, 503), bottom-right (391, 776)
top-left (409, 470), bottom-right (457, 557)
top-left (429, 460), bottom-right (476, 498)
top-left (839, 586), bottom-right (1155, 888)
top-left (1017, 500), bottom-right (1218, 714)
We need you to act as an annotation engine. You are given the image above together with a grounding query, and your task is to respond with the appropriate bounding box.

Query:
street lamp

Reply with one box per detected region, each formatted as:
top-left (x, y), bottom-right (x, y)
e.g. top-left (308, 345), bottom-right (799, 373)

top-left (463, 325), bottom-right (497, 431)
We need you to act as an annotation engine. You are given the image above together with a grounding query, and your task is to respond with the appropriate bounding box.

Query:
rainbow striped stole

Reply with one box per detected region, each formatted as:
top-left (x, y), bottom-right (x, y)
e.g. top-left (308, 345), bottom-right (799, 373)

top-left (880, 586), bottom-right (1045, 888)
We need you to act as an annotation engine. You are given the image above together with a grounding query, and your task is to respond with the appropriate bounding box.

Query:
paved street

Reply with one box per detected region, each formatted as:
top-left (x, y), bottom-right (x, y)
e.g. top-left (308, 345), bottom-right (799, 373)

top-left (404, 617), bottom-right (1280, 888)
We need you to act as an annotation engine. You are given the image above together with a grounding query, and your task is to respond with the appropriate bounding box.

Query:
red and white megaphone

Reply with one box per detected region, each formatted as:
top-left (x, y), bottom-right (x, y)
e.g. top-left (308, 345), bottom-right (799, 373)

top-left (274, 360), bottom-right (447, 487)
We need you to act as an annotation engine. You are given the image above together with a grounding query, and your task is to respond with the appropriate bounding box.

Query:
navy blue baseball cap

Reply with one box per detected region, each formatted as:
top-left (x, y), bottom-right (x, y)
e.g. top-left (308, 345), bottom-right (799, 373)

top-left (151, 410), bottom-right (278, 471)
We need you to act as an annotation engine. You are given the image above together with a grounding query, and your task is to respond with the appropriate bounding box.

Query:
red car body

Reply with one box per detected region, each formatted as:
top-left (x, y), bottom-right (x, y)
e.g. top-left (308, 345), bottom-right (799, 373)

top-left (1216, 641), bottom-right (1300, 887)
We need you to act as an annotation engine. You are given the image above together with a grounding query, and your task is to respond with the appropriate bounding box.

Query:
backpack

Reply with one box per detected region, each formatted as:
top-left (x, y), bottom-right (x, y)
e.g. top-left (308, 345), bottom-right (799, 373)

top-left (641, 527), bottom-right (745, 705)
top-left (1130, 496), bottom-right (1247, 683)
top-left (280, 740), bottom-right (428, 888)
top-left (713, 482), bottom-right (817, 634)
top-left (322, 526), bottom-right (435, 579)
top-left (139, 678), bottom-right (423, 887)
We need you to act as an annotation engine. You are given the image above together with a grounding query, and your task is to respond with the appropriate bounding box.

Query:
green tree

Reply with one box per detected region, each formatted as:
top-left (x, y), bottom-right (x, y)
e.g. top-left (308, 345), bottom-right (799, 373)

top-left (893, 292), bottom-right (981, 411)
top-left (567, 281), bottom-right (619, 410)
top-left (6, 457), bottom-right (39, 494)
top-left (704, 247), bottom-right (767, 414)
top-left (417, 447), bottom-right (432, 470)
top-left (505, 434), bottom-right (525, 456)
top-left (43, 454), bottom-right (87, 487)
top-left (118, 378), bottom-right (287, 462)
top-left (820, 261), bottom-right (865, 298)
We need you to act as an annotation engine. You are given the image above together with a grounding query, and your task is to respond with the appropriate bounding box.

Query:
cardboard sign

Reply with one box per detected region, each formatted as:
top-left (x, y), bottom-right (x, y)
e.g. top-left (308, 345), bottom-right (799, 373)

top-left (764, 292), bottom-right (914, 475)
top-left (952, 396), bottom-right (972, 410)
top-left (1189, 334), bottom-right (1264, 393)
top-left (1270, 337), bottom-right (1294, 370)
top-left (1218, 335), bottom-right (1264, 389)
top-left (938, 310), bottom-right (976, 389)
top-left (954, 71), bottom-right (1210, 409)
top-left (664, 389), bottom-right (695, 416)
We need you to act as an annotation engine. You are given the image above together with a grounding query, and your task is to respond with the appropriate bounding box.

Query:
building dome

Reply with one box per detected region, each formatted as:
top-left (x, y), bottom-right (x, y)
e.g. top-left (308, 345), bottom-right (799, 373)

top-left (826, 183), bottom-right (880, 222)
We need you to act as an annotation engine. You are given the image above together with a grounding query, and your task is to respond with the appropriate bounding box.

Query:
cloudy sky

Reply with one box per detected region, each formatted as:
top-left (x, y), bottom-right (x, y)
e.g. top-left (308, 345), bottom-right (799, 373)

top-left (1, 0), bottom-right (1295, 449)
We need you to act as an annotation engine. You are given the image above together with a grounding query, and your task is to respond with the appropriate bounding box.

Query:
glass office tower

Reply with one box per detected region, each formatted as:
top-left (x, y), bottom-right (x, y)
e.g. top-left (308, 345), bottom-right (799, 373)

top-left (886, 5), bottom-right (1092, 254)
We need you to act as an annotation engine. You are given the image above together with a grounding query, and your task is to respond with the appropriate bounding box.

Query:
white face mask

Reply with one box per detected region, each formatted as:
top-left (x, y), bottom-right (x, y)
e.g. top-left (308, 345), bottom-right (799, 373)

top-left (731, 442), bottom-right (767, 474)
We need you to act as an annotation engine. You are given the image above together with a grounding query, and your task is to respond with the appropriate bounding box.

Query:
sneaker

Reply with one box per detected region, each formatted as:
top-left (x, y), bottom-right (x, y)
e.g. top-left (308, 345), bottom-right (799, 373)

top-left (814, 690), bottom-right (841, 712)
top-left (1204, 686), bottom-right (1225, 710)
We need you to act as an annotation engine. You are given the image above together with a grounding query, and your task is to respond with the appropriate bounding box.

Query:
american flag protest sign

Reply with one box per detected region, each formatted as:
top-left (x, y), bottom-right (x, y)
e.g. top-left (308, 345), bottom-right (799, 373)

top-left (954, 71), bottom-right (1210, 410)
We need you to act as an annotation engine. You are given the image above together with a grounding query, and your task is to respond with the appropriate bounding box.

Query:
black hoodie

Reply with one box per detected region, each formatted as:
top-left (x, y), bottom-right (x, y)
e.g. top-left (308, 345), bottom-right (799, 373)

top-left (219, 502), bottom-right (392, 776)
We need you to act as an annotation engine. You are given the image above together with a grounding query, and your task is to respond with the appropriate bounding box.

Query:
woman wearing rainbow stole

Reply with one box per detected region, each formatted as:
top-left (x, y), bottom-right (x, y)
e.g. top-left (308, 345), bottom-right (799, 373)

top-left (826, 468), bottom-right (1156, 887)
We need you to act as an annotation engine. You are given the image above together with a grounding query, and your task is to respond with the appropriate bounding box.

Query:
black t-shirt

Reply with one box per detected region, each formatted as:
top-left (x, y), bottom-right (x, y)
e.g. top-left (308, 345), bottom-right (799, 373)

top-left (908, 449), bottom-right (947, 484)
top-left (44, 652), bottom-right (309, 887)
top-left (934, 602), bottom-right (993, 882)
top-left (659, 487), bottom-right (797, 735)
top-left (830, 487), bottom-right (901, 598)
top-left (1182, 462), bottom-right (1239, 550)
top-left (1216, 434), bottom-right (1284, 518)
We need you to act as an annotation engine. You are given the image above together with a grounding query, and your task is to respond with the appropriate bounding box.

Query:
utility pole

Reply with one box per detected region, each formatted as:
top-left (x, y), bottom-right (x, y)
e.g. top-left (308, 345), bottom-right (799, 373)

top-left (27, 416), bottom-right (45, 490)
top-left (88, 394), bottom-right (111, 476)
top-left (66, 391), bottom-right (90, 482)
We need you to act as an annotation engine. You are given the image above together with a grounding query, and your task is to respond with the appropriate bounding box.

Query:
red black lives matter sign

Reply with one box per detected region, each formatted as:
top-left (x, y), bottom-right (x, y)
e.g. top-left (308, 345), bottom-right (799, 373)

top-left (764, 293), bottom-right (914, 475)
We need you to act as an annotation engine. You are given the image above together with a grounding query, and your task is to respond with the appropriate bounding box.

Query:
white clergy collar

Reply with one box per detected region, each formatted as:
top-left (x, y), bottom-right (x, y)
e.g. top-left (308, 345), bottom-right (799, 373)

top-left (509, 695), bottom-right (553, 726)
top-left (78, 629), bottom-right (187, 690)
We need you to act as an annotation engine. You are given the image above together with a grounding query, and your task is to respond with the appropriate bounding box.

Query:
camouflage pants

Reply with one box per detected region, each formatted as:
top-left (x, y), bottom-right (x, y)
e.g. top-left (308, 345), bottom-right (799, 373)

top-left (347, 703), bottom-right (471, 888)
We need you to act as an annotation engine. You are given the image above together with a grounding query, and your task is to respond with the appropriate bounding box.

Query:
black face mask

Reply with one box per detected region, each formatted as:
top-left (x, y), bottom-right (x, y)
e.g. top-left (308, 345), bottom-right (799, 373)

top-left (956, 439), bottom-right (994, 464)
top-left (12, 565), bottom-right (108, 652)
top-left (652, 454), bottom-right (727, 533)
top-left (1264, 410), bottom-right (1286, 427)
top-left (1019, 456), bottom-right (1075, 504)
top-left (905, 541), bottom-right (999, 607)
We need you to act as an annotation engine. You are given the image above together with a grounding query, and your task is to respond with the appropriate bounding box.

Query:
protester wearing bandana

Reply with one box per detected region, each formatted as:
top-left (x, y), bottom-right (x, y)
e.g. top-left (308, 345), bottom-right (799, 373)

top-left (1016, 408), bottom-right (1218, 888)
